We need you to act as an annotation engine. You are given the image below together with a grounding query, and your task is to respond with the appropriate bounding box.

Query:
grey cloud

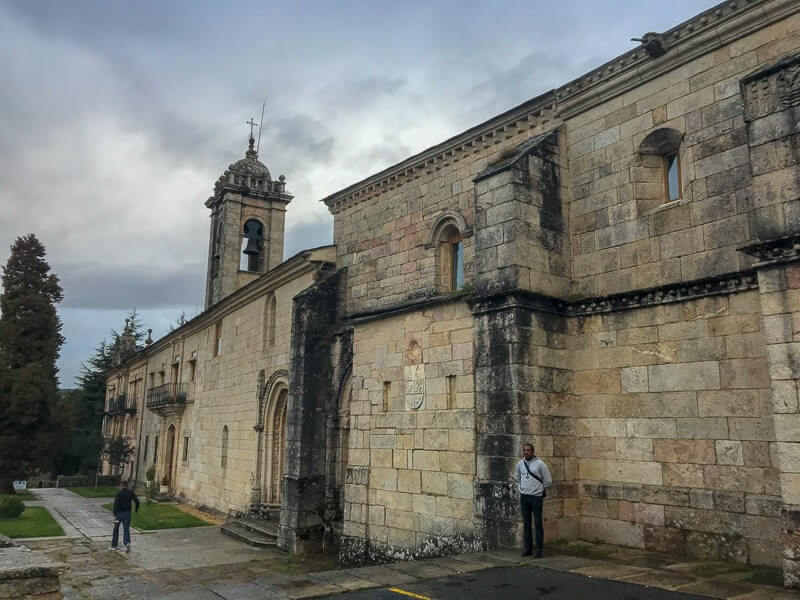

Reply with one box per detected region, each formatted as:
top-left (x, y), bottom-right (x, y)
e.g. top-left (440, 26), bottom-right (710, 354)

top-left (284, 218), bottom-right (333, 259)
top-left (267, 114), bottom-right (336, 165)
top-left (0, 0), bottom-right (722, 387)
top-left (359, 139), bottom-right (414, 173)
top-left (317, 75), bottom-right (408, 114)
top-left (59, 263), bottom-right (205, 310)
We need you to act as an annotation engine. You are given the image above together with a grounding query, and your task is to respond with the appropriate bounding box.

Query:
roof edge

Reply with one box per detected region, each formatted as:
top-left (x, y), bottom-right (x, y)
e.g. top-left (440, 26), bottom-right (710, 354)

top-left (320, 0), bottom-right (797, 215)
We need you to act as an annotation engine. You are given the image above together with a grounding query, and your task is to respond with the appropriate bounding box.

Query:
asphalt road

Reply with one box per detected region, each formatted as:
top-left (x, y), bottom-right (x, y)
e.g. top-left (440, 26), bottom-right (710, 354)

top-left (335, 565), bottom-right (709, 599)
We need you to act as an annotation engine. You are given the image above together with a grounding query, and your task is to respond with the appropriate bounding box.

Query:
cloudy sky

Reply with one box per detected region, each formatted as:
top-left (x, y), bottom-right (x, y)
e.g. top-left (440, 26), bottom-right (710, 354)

top-left (0, 0), bottom-right (719, 386)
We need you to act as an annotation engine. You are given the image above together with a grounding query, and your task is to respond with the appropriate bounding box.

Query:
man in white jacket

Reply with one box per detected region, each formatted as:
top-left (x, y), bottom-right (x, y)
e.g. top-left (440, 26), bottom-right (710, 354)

top-left (515, 442), bottom-right (552, 557)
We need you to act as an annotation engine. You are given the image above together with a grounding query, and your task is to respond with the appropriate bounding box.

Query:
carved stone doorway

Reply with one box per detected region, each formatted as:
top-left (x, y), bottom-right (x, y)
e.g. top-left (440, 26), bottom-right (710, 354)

top-left (264, 386), bottom-right (288, 504)
top-left (330, 370), bottom-right (352, 521)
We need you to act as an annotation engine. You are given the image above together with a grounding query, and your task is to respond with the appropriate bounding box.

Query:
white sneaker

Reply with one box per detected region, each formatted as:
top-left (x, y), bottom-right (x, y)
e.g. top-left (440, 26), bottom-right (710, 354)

top-left (108, 546), bottom-right (117, 551)
top-left (125, 544), bottom-right (130, 554)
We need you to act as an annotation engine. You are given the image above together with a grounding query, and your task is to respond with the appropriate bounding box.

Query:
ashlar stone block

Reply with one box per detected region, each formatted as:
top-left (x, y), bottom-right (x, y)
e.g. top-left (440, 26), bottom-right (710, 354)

top-left (621, 366), bottom-right (648, 392)
top-left (648, 362), bottom-right (721, 392)
top-left (716, 440), bottom-right (745, 465)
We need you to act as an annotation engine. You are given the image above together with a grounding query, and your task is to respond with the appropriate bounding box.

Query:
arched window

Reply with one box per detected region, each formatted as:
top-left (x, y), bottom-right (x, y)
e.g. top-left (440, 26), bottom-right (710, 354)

top-left (221, 425), bottom-right (229, 468)
top-left (211, 218), bottom-right (223, 276)
top-left (438, 224), bottom-right (464, 292)
top-left (263, 294), bottom-right (277, 349)
top-left (638, 128), bottom-right (683, 203)
top-left (240, 219), bottom-right (264, 272)
top-left (430, 212), bottom-right (468, 293)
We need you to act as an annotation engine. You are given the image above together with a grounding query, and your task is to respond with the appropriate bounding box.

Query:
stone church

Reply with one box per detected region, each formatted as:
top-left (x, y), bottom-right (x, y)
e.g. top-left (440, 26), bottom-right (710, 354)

top-left (103, 0), bottom-right (800, 586)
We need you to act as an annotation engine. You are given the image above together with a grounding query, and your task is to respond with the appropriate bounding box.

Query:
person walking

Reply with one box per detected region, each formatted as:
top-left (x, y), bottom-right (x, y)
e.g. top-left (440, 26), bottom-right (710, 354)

top-left (110, 480), bottom-right (139, 553)
top-left (515, 442), bottom-right (552, 558)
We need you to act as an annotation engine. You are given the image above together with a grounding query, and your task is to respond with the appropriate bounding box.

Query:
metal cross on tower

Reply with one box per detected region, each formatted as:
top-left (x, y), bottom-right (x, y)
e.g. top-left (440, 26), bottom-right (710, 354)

top-left (246, 118), bottom-right (258, 138)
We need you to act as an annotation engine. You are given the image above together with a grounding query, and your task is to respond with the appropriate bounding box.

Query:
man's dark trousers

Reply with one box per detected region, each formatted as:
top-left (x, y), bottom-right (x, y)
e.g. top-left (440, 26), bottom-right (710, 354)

top-left (112, 511), bottom-right (131, 547)
top-left (521, 493), bottom-right (543, 555)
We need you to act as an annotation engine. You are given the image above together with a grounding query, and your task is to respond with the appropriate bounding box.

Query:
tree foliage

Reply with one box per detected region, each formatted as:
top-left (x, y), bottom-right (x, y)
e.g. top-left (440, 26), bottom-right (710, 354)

top-left (102, 435), bottom-right (135, 475)
top-left (0, 235), bottom-right (64, 493)
top-left (58, 308), bottom-right (146, 476)
top-left (168, 310), bottom-right (188, 332)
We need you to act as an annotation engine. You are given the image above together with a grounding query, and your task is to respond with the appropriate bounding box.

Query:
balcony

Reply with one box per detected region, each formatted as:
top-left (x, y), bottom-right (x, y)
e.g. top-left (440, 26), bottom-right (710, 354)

top-left (146, 383), bottom-right (188, 417)
top-left (106, 394), bottom-right (136, 415)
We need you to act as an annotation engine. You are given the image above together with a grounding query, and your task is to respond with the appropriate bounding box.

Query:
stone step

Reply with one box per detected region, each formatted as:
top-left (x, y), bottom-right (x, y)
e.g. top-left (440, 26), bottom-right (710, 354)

top-left (236, 517), bottom-right (278, 538)
top-left (220, 521), bottom-right (276, 548)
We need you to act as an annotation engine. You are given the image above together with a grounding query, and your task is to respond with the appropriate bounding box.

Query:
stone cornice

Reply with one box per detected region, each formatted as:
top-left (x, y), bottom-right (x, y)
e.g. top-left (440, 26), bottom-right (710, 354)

top-left (564, 271), bottom-right (758, 316)
top-left (345, 270), bottom-right (760, 325)
top-left (469, 290), bottom-right (566, 317)
top-left (556, 0), bottom-right (799, 118)
top-left (342, 289), bottom-right (472, 326)
top-left (472, 271), bottom-right (758, 318)
top-left (739, 234), bottom-right (800, 267)
top-left (321, 96), bottom-right (559, 214)
top-left (320, 0), bottom-right (797, 215)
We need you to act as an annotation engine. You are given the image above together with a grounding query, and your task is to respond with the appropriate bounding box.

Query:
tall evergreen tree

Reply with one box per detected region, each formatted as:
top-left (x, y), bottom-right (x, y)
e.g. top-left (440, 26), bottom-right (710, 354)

top-left (58, 340), bottom-right (114, 475)
top-left (0, 234), bottom-right (64, 493)
top-left (61, 308), bottom-right (148, 475)
top-left (168, 310), bottom-right (188, 332)
top-left (111, 308), bottom-right (147, 344)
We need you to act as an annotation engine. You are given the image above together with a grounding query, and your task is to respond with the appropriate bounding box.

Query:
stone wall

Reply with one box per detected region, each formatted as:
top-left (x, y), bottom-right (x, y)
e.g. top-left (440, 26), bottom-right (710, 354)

top-left (329, 118), bottom-right (558, 318)
top-left (339, 300), bottom-right (478, 562)
top-left (163, 269), bottom-right (316, 514)
top-left (0, 546), bottom-right (65, 600)
top-left (115, 251), bottom-right (333, 516)
top-left (473, 296), bottom-right (579, 551)
top-left (279, 267), bottom-right (341, 553)
top-left (569, 289), bottom-right (780, 565)
top-left (566, 10), bottom-right (800, 298)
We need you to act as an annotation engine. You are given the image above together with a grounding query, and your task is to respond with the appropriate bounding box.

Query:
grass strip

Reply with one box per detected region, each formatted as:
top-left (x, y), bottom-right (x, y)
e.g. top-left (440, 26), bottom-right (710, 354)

top-left (0, 506), bottom-right (64, 538)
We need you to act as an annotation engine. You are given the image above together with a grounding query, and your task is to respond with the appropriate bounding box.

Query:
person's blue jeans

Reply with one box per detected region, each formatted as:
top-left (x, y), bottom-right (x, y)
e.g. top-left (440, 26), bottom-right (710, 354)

top-left (520, 494), bottom-right (544, 554)
top-left (112, 511), bottom-right (131, 547)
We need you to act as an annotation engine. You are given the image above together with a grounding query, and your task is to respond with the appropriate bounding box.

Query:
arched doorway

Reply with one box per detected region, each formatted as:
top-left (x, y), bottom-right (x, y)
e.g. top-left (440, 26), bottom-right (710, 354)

top-left (331, 370), bottom-right (352, 518)
top-left (263, 385), bottom-right (288, 504)
top-left (165, 424), bottom-right (176, 488)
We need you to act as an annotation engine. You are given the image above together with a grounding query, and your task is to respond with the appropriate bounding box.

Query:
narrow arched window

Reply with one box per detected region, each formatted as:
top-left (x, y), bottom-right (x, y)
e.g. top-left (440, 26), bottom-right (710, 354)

top-left (664, 152), bottom-right (681, 202)
top-left (638, 128), bottom-right (684, 204)
top-left (439, 224), bottom-right (464, 292)
top-left (269, 295), bottom-right (277, 346)
top-left (240, 219), bottom-right (264, 272)
top-left (221, 425), bottom-right (229, 468)
top-left (263, 294), bottom-right (277, 350)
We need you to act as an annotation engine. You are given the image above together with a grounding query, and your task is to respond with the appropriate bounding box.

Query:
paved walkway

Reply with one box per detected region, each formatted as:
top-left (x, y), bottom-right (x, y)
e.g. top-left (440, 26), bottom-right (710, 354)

top-left (26, 488), bottom-right (117, 540)
top-left (17, 490), bottom-right (800, 599)
top-left (23, 536), bottom-right (800, 600)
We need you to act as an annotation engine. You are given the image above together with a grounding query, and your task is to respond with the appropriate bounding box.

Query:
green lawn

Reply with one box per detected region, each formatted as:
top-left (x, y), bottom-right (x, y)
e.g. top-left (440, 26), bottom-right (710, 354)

top-left (102, 502), bottom-right (210, 530)
top-left (0, 507), bottom-right (64, 538)
top-left (67, 486), bottom-right (120, 498)
top-left (0, 489), bottom-right (36, 501)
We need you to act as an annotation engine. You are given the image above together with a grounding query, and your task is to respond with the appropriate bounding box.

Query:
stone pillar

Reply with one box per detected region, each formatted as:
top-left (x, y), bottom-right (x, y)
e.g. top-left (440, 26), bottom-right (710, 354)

top-left (739, 49), bottom-right (800, 587)
top-left (278, 268), bottom-right (342, 553)
top-left (472, 128), bottom-right (576, 549)
top-left (741, 251), bottom-right (800, 586)
top-left (472, 127), bottom-right (569, 300)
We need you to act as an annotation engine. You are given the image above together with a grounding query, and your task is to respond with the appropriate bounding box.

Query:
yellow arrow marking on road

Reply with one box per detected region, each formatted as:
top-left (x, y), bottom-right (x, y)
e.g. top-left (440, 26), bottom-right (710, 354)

top-left (386, 588), bottom-right (433, 600)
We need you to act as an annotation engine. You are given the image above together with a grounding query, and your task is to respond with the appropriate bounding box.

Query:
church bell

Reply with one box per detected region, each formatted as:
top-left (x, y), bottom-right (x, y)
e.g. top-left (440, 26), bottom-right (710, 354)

top-left (243, 237), bottom-right (260, 255)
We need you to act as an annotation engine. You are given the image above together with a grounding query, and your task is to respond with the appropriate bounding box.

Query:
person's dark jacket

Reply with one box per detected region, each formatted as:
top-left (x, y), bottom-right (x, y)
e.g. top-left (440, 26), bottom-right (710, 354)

top-left (113, 488), bottom-right (140, 515)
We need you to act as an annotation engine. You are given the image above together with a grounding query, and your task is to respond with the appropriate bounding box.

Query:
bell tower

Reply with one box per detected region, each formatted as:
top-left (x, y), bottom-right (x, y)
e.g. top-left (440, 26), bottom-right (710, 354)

top-left (204, 129), bottom-right (293, 309)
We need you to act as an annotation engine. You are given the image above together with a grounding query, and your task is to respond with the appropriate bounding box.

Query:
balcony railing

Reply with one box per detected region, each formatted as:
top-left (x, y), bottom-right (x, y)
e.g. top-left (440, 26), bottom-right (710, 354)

top-left (106, 394), bottom-right (136, 415)
top-left (146, 383), bottom-right (188, 410)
